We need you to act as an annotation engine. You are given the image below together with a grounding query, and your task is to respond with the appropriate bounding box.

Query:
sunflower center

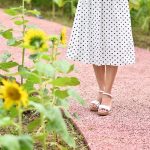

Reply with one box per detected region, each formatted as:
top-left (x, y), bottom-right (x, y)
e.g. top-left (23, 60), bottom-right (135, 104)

top-left (7, 87), bottom-right (21, 101)
top-left (30, 37), bottom-right (44, 49)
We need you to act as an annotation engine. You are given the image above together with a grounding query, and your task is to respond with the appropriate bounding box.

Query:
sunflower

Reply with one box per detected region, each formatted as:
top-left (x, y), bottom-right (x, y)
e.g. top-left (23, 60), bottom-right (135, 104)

top-left (60, 27), bottom-right (67, 45)
top-left (23, 28), bottom-right (49, 53)
top-left (0, 79), bottom-right (28, 109)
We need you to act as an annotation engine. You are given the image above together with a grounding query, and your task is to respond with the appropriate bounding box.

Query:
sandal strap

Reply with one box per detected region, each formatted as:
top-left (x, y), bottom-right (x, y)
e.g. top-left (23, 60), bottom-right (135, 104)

top-left (98, 104), bottom-right (111, 111)
top-left (91, 100), bottom-right (100, 107)
top-left (99, 90), bottom-right (104, 93)
top-left (102, 92), bottom-right (113, 98)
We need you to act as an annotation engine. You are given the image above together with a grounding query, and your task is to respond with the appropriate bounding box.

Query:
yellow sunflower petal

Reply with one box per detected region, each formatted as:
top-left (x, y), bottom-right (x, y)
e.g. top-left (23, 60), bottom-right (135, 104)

top-left (0, 79), bottom-right (29, 110)
top-left (24, 28), bottom-right (49, 53)
top-left (4, 98), bottom-right (14, 109)
top-left (60, 27), bottom-right (67, 45)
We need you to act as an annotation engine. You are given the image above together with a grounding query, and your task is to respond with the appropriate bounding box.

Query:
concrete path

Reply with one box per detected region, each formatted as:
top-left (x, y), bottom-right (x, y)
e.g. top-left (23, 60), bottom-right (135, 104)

top-left (0, 9), bottom-right (150, 150)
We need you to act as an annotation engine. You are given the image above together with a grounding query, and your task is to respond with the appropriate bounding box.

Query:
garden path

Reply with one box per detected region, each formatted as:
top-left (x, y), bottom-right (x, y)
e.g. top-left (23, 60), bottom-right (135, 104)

top-left (0, 9), bottom-right (150, 150)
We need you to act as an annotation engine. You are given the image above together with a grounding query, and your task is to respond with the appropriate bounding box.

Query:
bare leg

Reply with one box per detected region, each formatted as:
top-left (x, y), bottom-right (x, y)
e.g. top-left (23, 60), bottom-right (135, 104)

top-left (93, 64), bottom-right (105, 100)
top-left (90, 64), bottom-right (106, 111)
top-left (99, 65), bottom-right (118, 113)
top-left (105, 65), bottom-right (118, 93)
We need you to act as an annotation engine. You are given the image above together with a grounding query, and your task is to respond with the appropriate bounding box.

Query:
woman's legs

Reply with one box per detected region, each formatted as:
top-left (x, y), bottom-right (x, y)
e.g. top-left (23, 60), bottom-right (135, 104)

top-left (93, 64), bottom-right (105, 91)
top-left (99, 65), bottom-right (118, 113)
top-left (105, 65), bottom-right (118, 94)
top-left (90, 65), bottom-right (105, 110)
top-left (91, 64), bottom-right (118, 112)
top-left (92, 65), bottom-right (118, 92)
top-left (92, 64), bottom-right (105, 101)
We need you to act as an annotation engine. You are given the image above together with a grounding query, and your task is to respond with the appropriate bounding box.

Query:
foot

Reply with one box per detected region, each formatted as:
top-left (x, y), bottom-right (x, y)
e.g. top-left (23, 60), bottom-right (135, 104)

top-left (89, 90), bottom-right (104, 111)
top-left (98, 92), bottom-right (112, 116)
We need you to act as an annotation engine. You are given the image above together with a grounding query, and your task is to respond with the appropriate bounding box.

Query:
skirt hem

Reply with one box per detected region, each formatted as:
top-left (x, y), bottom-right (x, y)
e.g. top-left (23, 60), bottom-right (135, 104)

top-left (66, 55), bottom-right (136, 67)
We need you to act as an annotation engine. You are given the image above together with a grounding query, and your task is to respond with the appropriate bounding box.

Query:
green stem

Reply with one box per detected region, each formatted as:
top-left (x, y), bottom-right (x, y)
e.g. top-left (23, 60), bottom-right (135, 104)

top-left (53, 44), bottom-right (58, 61)
top-left (51, 42), bottom-right (57, 105)
top-left (18, 107), bottom-right (22, 135)
top-left (52, 86), bottom-right (56, 106)
top-left (51, 41), bottom-right (58, 63)
top-left (39, 78), bottom-right (47, 150)
top-left (51, 42), bottom-right (54, 62)
top-left (41, 113), bottom-right (46, 150)
top-left (21, 0), bottom-right (26, 84)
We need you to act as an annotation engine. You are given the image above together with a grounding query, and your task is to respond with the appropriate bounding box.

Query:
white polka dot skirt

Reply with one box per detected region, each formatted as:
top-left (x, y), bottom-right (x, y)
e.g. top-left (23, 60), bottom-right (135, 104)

top-left (66, 0), bottom-right (136, 66)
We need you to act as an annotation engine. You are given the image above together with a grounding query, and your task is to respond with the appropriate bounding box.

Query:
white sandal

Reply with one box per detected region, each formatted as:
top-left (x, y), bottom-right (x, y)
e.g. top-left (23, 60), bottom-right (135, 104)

top-left (98, 92), bottom-right (113, 116)
top-left (89, 90), bottom-right (104, 111)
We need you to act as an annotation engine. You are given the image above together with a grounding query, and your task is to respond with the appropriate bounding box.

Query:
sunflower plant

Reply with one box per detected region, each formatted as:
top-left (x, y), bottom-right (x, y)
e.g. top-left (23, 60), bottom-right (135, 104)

top-left (18, 27), bottom-right (84, 149)
top-left (0, 0), bottom-right (85, 149)
top-left (0, 79), bottom-right (33, 150)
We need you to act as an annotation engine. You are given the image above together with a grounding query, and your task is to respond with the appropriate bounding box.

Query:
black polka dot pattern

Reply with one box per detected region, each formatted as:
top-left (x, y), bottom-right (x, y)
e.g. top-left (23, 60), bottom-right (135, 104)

top-left (66, 0), bottom-right (136, 66)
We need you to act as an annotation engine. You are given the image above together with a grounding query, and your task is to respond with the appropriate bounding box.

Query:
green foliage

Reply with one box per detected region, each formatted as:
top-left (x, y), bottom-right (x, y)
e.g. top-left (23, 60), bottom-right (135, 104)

top-left (0, 61), bottom-right (19, 72)
top-left (0, 52), bottom-right (11, 62)
top-left (0, 0), bottom-right (85, 149)
top-left (0, 135), bottom-right (33, 150)
top-left (130, 0), bottom-right (150, 33)
top-left (51, 77), bottom-right (80, 86)
top-left (0, 0), bottom-right (78, 18)
top-left (1, 29), bottom-right (13, 39)
top-left (53, 60), bottom-right (74, 73)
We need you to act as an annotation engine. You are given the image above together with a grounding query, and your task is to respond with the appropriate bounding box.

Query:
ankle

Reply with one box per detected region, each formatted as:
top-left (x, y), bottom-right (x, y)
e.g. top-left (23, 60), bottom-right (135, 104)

top-left (104, 90), bottom-right (111, 94)
top-left (102, 94), bottom-right (112, 99)
top-left (99, 89), bottom-right (104, 93)
top-left (101, 94), bottom-right (112, 105)
top-left (97, 89), bottom-right (104, 95)
top-left (102, 92), bottom-right (113, 99)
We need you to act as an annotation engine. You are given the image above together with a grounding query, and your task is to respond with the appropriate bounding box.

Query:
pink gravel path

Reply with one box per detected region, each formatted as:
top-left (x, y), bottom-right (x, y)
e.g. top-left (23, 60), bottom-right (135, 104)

top-left (0, 9), bottom-right (150, 150)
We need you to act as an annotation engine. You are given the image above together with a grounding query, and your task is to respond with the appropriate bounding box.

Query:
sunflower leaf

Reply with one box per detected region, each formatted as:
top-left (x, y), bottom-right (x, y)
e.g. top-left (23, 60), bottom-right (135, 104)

top-left (0, 135), bottom-right (33, 150)
top-left (7, 38), bottom-right (22, 46)
top-left (67, 88), bottom-right (85, 106)
top-left (27, 118), bottom-right (41, 132)
top-left (2, 29), bottom-right (13, 39)
top-left (51, 77), bottom-right (80, 86)
top-left (0, 52), bottom-right (11, 62)
top-left (4, 8), bottom-right (20, 16)
top-left (0, 61), bottom-right (18, 71)
top-left (14, 20), bottom-right (29, 25)
top-left (55, 89), bottom-right (69, 99)
top-left (31, 101), bottom-right (75, 148)
top-left (0, 117), bottom-right (13, 127)
top-left (25, 9), bottom-right (41, 16)
top-left (35, 61), bottom-right (55, 78)
top-left (53, 60), bottom-right (74, 73)
top-left (18, 65), bottom-right (40, 83)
